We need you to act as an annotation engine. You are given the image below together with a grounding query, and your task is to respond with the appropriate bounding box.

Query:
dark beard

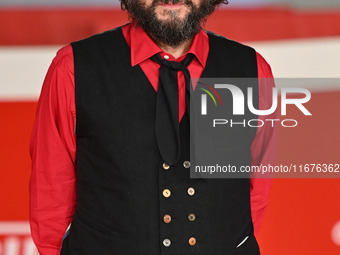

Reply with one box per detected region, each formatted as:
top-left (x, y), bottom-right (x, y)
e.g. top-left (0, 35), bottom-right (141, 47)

top-left (126, 0), bottom-right (216, 47)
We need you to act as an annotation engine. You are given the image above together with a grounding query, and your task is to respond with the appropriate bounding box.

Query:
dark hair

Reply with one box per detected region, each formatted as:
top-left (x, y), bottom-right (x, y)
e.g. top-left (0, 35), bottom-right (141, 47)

top-left (119, 0), bottom-right (228, 11)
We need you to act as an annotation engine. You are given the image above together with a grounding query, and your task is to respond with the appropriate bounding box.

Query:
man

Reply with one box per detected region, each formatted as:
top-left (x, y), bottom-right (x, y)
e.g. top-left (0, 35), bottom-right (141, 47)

top-left (30, 0), bottom-right (277, 254)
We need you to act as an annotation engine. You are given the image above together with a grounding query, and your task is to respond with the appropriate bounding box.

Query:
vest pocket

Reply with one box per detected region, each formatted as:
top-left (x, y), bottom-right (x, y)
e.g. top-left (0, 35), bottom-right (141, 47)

top-left (73, 210), bottom-right (117, 236)
top-left (235, 233), bottom-right (260, 255)
top-left (236, 235), bottom-right (249, 248)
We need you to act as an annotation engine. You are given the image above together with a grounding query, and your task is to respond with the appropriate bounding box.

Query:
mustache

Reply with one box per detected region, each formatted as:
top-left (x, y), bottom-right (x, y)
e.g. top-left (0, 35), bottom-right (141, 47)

top-left (151, 0), bottom-right (194, 8)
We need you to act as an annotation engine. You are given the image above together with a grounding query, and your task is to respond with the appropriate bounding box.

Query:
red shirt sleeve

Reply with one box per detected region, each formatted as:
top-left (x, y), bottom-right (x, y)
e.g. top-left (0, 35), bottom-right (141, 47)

top-left (29, 44), bottom-right (76, 255)
top-left (250, 52), bottom-right (278, 237)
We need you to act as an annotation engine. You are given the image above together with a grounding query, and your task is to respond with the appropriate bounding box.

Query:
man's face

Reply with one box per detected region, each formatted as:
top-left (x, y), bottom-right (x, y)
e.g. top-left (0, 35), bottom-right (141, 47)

top-left (126, 0), bottom-right (217, 47)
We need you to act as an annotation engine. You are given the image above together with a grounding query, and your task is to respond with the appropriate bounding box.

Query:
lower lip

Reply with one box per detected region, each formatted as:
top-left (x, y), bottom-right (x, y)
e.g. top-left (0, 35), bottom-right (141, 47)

top-left (159, 3), bottom-right (184, 8)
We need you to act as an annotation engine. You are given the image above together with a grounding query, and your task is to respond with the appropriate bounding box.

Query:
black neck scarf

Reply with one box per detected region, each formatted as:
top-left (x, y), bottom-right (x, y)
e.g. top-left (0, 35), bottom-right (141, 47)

top-left (150, 53), bottom-right (194, 165)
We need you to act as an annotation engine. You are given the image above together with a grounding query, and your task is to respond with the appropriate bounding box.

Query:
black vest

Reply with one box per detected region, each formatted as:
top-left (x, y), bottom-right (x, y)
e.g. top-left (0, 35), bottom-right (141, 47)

top-left (61, 25), bottom-right (259, 255)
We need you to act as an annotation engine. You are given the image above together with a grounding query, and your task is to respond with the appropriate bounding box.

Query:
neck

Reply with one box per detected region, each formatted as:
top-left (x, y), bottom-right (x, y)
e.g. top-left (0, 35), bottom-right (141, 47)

top-left (157, 38), bottom-right (194, 59)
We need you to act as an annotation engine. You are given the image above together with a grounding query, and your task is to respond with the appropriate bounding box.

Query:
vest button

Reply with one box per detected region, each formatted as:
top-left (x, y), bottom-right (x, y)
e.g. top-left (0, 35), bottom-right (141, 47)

top-left (163, 214), bottom-right (172, 223)
top-left (188, 237), bottom-right (196, 246)
top-left (187, 187), bottom-right (195, 196)
top-left (183, 160), bottom-right (191, 168)
top-left (163, 238), bottom-right (171, 247)
top-left (162, 163), bottom-right (170, 170)
top-left (162, 189), bottom-right (171, 198)
top-left (188, 213), bottom-right (196, 222)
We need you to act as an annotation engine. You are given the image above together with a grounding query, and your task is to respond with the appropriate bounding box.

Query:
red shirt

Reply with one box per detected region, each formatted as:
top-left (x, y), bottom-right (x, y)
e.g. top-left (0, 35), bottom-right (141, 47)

top-left (30, 22), bottom-right (277, 255)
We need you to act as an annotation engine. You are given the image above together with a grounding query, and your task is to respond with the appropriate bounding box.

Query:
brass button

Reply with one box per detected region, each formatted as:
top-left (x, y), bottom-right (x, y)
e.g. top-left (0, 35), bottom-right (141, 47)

top-left (188, 213), bottom-right (196, 222)
top-left (163, 238), bottom-right (171, 247)
top-left (163, 163), bottom-right (170, 170)
top-left (187, 187), bottom-right (195, 196)
top-left (162, 189), bottom-right (171, 198)
top-left (183, 160), bottom-right (191, 168)
top-left (189, 237), bottom-right (196, 246)
top-left (163, 214), bottom-right (171, 223)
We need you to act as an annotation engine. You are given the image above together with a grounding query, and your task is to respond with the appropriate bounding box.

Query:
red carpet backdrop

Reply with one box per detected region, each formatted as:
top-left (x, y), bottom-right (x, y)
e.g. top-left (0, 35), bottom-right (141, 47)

top-left (0, 1), bottom-right (340, 254)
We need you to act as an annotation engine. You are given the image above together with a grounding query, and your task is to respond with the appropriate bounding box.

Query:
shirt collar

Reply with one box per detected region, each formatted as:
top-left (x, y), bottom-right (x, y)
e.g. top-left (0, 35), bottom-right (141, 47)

top-left (127, 21), bottom-right (208, 68)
